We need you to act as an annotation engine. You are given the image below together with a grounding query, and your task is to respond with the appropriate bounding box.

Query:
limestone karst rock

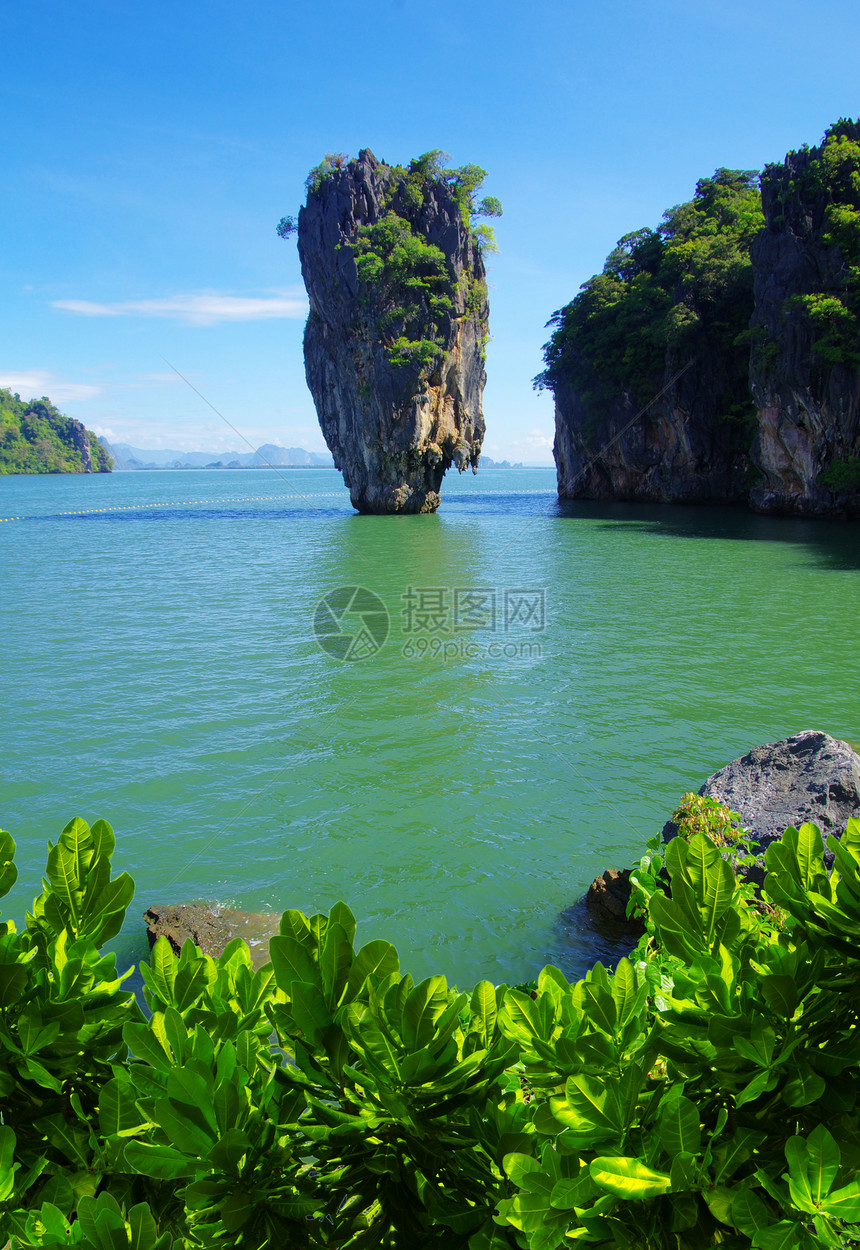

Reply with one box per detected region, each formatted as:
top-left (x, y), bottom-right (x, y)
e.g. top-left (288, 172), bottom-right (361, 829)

top-left (297, 150), bottom-right (490, 514)
top-left (545, 169), bottom-right (762, 506)
top-left (544, 123), bottom-right (860, 517)
top-left (749, 122), bottom-right (860, 516)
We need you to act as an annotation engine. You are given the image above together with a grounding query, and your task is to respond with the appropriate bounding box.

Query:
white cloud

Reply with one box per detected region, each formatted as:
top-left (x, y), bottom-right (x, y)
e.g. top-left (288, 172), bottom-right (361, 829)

top-left (0, 370), bottom-right (101, 402)
top-left (52, 290), bottom-right (308, 326)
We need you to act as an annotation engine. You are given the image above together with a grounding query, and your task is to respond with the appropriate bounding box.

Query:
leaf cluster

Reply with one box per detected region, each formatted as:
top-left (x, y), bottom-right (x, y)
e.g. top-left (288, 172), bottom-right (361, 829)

top-left (4, 814), bottom-right (860, 1249)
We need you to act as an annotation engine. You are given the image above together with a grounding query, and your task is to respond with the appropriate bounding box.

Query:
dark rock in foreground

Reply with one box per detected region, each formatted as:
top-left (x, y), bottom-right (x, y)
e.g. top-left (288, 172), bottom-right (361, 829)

top-left (585, 867), bottom-right (644, 933)
top-left (580, 728), bottom-right (860, 942)
top-left (298, 149), bottom-right (488, 514)
top-left (697, 728), bottom-right (860, 851)
top-left (143, 903), bottom-right (279, 970)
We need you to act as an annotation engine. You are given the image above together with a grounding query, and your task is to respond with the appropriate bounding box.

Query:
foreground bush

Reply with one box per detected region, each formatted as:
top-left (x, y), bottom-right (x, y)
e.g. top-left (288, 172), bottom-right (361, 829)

top-left (1, 815), bottom-right (859, 1248)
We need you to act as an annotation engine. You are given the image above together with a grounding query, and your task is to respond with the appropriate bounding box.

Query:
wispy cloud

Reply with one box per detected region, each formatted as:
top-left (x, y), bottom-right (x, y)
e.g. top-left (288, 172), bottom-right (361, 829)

top-left (52, 290), bottom-right (308, 326)
top-left (0, 370), bottom-right (101, 402)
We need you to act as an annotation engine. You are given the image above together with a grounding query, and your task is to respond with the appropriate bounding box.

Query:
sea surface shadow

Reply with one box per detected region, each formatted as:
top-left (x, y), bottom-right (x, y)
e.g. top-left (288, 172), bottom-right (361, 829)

top-left (553, 499), bottom-right (860, 571)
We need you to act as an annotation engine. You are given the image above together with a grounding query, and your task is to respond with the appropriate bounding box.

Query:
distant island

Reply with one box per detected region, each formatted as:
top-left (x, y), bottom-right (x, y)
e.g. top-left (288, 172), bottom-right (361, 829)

top-left (0, 388), bottom-right (112, 474)
top-left (99, 439), bottom-right (334, 470)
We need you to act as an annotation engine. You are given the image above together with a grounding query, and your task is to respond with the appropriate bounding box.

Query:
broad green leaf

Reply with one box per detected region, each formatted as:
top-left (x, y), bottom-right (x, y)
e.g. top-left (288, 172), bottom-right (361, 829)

top-left (0, 1125), bottom-right (18, 1203)
top-left (657, 1092), bottom-right (701, 1156)
top-left (550, 1172), bottom-right (599, 1210)
top-left (172, 953), bottom-right (214, 1011)
top-left (0, 962), bottom-right (30, 1008)
top-left (582, 981), bottom-right (616, 1035)
top-left (47, 840), bottom-right (82, 924)
top-left (99, 1077), bottom-right (147, 1136)
top-left (783, 1063), bottom-right (826, 1108)
top-left (122, 1140), bottom-right (197, 1179)
top-left (499, 989), bottom-right (546, 1043)
top-left (470, 980), bottom-right (498, 1046)
top-left (669, 1152), bottom-right (697, 1191)
top-left (734, 1021), bottom-right (776, 1068)
top-left (611, 958), bottom-right (639, 1028)
top-left (269, 932), bottom-right (322, 992)
top-left (124, 1020), bottom-right (173, 1070)
top-left (805, 1125), bottom-right (840, 1202)
top-left (703, 1184), bottom-right (735, 1225)
top-left (785, 1136), bottom-right (816, 1214)
top-left (148, 936), bottom-right (176, 1004)
top-left (649, 892), bottom-right (700, 958)
top-left (794, 822), bottom-right (826, 891)
top-left (319, 921), bottom-right (352, 1008)
top-left (760, 974), bottom-right (798, 1019)
top-left (820, 1179), bottom-right (860, 1221)
top-left (752, 1220), bottom-right (806, 1249)
top-left (589, 1155), bottom-right (671, 1199)
top-left (328, 900), bottom-right (357, 946)
top-left (128, 1202), bottom-right (160, 1250)
top-left (345, 937), bottom-right (399, 998)
top-left (402, 975), bottom-right (449, 1052)
top-left (503, 1151), bottom-right (543, 1189)
top-left (731, 1188), bottom-right (771, 1235)
top-left (290, 979), bottom-right (331, 1048)
top-left (0, 831), bottom-right (17, 899)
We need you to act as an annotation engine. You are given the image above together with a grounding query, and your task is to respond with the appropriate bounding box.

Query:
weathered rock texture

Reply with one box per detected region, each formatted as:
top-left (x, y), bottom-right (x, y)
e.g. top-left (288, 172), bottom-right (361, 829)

top-left (553, 354), bottom-right (752, 504)
top-left (584, 867), bottom-right (645, 934)
top-left (697, 729), bottom-right (860, 852)
top-left (298, 150), bottom-right (488, 514)
top-left (144, 903), bottom-right (279, 970)
top-left (749, 129), bottom-right (860, 517)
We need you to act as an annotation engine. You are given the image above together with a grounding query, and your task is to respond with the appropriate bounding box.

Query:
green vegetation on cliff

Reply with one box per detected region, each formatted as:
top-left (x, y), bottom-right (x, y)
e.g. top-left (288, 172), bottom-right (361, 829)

top-left (4, 813), bottom-right (860, 1248)
top-left (0, 389), bottom-right (112, 474)
top-left (281, 149), bottom-right (500, 373)
top-left (768, 119), bottom-right (860, 368)
top-left (536, 169), bottom-right (763, 425)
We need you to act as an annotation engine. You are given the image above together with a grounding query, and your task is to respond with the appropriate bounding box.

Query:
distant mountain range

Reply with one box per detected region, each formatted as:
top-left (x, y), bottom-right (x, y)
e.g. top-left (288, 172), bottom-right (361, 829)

top-left (100, 439), bottom-right (334, 469)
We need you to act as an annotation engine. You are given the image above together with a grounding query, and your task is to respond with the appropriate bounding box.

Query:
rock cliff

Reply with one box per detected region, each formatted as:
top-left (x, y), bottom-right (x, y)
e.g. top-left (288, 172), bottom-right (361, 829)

top-left (297, 150), bottom-right (489, 514)
top-left (546, 127), bottom-right (860, 517)
top-left (749, 123), bottom-right (860, 517)
top-left (553, 348), bottom-right (753, 504)
top-left (545, 170), bottom-right (761, 505)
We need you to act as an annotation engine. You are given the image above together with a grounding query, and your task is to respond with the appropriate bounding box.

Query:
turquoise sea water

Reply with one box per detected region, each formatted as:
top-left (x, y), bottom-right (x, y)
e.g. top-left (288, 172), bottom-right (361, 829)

top-left (1, 466), bottom-right (859, 987)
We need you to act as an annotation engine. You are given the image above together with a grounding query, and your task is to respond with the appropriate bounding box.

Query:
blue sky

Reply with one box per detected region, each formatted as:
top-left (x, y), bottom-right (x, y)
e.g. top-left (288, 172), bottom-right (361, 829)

top-left (2, 0), bottom-right (859, 463)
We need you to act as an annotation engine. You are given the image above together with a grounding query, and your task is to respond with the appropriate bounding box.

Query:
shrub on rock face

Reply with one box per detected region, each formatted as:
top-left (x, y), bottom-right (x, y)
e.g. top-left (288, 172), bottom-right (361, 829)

top-left (3, 815), bottom-right (860, 1248)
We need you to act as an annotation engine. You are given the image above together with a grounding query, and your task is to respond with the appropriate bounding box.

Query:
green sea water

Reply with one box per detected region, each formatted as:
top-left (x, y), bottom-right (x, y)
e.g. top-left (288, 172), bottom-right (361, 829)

top-left (1, 467), bottom-right (859, 987)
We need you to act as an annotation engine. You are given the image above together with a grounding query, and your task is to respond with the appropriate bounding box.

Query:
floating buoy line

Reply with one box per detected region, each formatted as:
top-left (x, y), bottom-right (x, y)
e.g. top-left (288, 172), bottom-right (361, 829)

top-left (0, 487), bottom-right (556, 524)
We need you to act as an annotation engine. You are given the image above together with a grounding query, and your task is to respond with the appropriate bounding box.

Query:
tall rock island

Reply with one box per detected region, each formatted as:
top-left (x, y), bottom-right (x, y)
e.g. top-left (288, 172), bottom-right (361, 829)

top-left (293, 150), bottom-right (497, 514)
top-left (540, 119), bottom-right (860, 518)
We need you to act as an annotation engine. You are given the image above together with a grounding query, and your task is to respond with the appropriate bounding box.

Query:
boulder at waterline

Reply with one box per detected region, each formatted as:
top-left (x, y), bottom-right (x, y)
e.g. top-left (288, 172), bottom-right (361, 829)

top-left (143, 903), bottom-right (279, 970)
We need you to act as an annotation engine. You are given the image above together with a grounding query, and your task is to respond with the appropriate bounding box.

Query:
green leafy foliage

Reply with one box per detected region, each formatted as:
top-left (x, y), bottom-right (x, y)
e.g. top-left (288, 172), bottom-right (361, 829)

top-left (0, 389), bottom-right (112, 475)
top-left (535, 169), bottom-right (763, 435)
top-left (767, 120), bottom-right (860, 371)
top-left (3, 815), bottom-right (860, 1248)
top-left (289, 149), bottom-right (500, 377)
